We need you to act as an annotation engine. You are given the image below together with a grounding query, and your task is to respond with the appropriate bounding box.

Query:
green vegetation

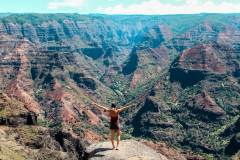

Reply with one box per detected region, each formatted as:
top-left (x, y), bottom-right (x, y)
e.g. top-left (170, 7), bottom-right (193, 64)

top-left (0, 146), bottom-right (26, 160)
top-left (211, 115), bottom-right (240, 137)
top-left (16, 126), bottom-right (39, 142)
top-left (0, 108), bottom-right (6, 117)
top-left (37, 119), bottom-right (50, 127)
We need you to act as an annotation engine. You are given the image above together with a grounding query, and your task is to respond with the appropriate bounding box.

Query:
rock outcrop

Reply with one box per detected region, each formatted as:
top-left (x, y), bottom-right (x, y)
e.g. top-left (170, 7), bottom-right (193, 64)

top-left (85, 140), bottom-right (169, 160)
top-left (0, 92), bottom-right (37, 126)
top-left (186, 92), bottom-right (225, 118)
top-left (170, 44), bottom-right (227, 88)
top-left (0, 91), bottom-right (86, 160)
top-left (0, 126), bottom-right (86, 160)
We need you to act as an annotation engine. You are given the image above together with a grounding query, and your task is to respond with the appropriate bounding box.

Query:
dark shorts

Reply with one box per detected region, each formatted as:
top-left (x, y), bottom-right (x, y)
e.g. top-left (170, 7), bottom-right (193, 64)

top-left (110, 123), bottom-right (120, 130)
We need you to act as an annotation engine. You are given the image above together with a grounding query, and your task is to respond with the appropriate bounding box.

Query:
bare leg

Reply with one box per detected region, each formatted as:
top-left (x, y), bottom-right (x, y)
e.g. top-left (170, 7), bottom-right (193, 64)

top-left (110, 129), bottom-right (115, 149)
top-left (116, 129), bottom-right (121, 150)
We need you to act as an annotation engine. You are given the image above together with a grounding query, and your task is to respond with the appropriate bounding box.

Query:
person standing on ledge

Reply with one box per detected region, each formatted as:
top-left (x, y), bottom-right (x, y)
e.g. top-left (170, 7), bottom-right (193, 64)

top-left (92, 101), bottom-right (135, 150)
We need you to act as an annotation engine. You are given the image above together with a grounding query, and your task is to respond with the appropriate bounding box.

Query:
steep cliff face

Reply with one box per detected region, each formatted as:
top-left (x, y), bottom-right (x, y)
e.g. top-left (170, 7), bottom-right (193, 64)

top-left (0, 92), bottom-right (37, 126)
top-left (0, 92), bottom-right (86, 160)
top-left (0, 13), bottom-right (240, 159)
top-left (131, 45), bottom-right (240, 159)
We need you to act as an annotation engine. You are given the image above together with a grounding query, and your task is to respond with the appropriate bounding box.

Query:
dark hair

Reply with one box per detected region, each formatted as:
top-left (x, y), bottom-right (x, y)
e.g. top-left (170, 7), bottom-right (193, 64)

top-left (111, 103), bottom-right (116, 108)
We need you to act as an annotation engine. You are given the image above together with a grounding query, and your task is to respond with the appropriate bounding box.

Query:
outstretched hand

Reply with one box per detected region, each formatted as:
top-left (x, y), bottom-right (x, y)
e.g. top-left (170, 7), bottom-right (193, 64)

top-left (118, 103), bottom-right (136, 112)
top-left (90, 99), bottom-right (138, 113)
top-left (91, 101), bottom-right (109, 112)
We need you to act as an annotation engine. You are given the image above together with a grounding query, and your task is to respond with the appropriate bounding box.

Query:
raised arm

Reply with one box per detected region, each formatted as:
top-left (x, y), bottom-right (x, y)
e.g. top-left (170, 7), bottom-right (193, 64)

top-left (91, 101), bottom-right (109, 112)
top-left (118, 103), bottom-right (136, 112)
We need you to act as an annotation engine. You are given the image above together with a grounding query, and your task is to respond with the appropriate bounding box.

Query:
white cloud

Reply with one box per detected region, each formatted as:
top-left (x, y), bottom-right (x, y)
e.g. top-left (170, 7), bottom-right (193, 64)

top-left (97, 0), bottom-right (240, 15)
top-left (48, 0), bottom-right (85, 10)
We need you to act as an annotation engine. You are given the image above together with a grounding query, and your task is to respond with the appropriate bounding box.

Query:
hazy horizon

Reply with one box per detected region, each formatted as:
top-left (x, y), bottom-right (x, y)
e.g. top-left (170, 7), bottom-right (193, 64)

top-left (1, 12), bottom-right (240, 16)
top-left (1, 0), bottom-right (240, 15)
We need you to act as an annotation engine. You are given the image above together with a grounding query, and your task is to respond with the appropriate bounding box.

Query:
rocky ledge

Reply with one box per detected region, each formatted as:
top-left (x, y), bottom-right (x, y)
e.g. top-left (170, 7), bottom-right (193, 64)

top-left (85, 139), bottom-right (168, 160)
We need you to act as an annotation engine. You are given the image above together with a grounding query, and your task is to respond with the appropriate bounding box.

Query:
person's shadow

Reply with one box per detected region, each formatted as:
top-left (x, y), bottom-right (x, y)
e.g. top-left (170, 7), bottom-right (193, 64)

top-left (84, 147), bottom-right (112, 159)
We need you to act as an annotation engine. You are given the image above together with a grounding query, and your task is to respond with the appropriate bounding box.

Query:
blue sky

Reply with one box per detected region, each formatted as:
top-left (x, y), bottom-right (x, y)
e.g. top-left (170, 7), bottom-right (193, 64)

top-left (1, 0), bottom-right (240, 14)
